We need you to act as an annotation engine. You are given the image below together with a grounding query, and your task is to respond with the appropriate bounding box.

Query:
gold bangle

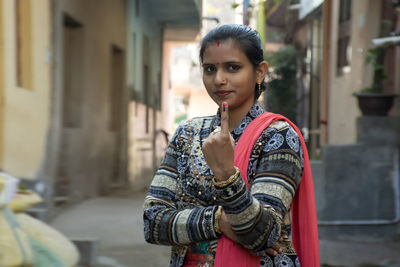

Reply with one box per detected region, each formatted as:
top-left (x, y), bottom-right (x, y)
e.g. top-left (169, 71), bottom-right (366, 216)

top-left (212, 166), bottom-right (240, 187)
top-left (214, 205), bottom-right (223, 234)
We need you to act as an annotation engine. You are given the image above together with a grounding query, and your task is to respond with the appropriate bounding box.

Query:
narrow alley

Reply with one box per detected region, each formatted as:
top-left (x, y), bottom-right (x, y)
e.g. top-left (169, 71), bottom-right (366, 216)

top-left (50, 189), bottom-right (170, 267)
top-left (49, 188), bottom-right (400, 267)
top-left (1, 0), bottom-right (400, 266)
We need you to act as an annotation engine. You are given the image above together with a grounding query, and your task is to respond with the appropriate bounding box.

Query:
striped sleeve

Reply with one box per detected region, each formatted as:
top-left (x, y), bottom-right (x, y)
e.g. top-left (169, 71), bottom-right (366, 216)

top-left (215, 121), bottom-right (303, 254)
top-left (143, 124), bottom-right (220, 246)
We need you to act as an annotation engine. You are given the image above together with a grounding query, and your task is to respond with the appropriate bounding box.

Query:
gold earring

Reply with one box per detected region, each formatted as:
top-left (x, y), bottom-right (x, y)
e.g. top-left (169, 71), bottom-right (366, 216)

top-left (258, 82), bottom-right (262, 95)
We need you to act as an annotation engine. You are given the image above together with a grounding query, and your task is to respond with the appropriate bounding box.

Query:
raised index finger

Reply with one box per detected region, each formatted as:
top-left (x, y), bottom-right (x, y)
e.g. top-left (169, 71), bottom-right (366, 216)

top-left (220, 102), bottom-right (229, 136)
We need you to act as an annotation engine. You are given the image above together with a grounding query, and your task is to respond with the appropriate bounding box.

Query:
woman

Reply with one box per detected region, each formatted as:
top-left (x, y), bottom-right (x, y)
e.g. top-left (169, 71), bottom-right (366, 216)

top-left (143, 24), bottom-right (319, 267)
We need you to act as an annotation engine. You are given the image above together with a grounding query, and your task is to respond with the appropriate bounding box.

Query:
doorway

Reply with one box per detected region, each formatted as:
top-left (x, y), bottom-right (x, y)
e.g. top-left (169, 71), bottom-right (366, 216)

top-left (55, 14), bottom-right (84, 202)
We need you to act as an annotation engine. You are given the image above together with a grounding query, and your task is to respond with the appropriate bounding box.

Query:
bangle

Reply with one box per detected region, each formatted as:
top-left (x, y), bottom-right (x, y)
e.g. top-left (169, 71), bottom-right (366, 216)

top-left (214, 206), bottom-right (223, 234)
top-left (212, 166), bottom-right (240, 187)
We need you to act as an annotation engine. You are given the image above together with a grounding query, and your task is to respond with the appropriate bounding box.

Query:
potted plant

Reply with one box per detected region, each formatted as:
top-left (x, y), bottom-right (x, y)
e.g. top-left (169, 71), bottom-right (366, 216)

top-left (354, 25), bottom-right (398, 116)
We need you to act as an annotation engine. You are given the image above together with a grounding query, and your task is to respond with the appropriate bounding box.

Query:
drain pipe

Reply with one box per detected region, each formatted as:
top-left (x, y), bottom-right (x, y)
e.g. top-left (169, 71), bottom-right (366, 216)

top-left (318, 149), bottom-right (400, 226)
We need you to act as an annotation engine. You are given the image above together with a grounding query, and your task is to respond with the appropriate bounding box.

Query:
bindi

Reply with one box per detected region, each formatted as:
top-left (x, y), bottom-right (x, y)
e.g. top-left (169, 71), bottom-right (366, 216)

top-left (217, 41), bottom-right (220, 47)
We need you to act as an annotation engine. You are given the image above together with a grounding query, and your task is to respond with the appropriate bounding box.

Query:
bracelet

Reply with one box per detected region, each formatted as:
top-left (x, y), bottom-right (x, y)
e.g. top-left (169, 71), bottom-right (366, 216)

top-left (214, 205), bottom-right (223, 234)
top-left (212, 166), bottom-right (240, 187)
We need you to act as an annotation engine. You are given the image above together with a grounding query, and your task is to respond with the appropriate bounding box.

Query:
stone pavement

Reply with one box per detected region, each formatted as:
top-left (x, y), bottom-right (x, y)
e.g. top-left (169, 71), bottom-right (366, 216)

top-left (50, 189), bottom-right (400, 267)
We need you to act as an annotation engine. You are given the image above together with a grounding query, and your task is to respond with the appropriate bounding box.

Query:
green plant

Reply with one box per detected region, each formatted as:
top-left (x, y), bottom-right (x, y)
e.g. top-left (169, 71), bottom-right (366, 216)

top-left (361, 47), bottom-right (388, 93)
top-left (265, 45), bottom-right (298, 122)
top-left (361, 19), bottom-right (392, 94)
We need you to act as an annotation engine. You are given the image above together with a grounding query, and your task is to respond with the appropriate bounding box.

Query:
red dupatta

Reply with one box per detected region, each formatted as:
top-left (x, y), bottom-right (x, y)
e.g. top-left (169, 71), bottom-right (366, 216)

top-left (214, 112), bottom-right (320, 267)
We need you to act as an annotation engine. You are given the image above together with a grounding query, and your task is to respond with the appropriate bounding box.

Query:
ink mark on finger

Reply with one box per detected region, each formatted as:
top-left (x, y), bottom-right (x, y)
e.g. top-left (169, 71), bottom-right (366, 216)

top-left (222, 102), bottom-right (227, 112)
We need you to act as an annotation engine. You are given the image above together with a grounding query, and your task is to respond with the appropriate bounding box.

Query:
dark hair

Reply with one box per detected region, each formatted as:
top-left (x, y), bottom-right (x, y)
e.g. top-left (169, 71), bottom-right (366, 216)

top-left (199, 24), bottom-right (267, 99)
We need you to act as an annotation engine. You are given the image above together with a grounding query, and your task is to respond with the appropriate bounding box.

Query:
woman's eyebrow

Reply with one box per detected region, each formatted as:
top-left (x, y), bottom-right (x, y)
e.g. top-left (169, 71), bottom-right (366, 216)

top-left (223, 61), bottom-right (241, 64)
top-left (202, 61), bottom-right (241, 65)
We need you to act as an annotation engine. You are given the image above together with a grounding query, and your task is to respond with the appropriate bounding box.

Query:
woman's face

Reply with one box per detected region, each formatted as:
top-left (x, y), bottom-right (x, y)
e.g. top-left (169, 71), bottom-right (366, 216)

top-left (202, 40), bottom-right (265, 113)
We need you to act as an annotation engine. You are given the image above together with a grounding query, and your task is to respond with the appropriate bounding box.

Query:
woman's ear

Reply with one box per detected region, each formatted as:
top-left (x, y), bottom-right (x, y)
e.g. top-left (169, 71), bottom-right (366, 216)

top-left (256, 61), bottom-right (269, 82)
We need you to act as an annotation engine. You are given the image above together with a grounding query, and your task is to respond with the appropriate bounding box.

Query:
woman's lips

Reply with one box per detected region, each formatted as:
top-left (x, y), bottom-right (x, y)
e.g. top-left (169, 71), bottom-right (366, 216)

top-left (215, 91), bottom-right (233, 97)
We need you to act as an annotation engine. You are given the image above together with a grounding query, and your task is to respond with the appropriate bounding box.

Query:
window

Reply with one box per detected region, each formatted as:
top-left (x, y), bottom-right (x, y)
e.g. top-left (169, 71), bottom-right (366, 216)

top-left (131, 33), bottom-right (140, 101)
top-left (337, 0), bottom-right (352, 76)
top-left (15, 0), bottom-right (32, 89)
top-left (339, 0), bottom-right (351, 23)
top-left (144, 64), bottom-right (149, 133)
top-left (135, 0), bottom-right (140, 17)
top-left (143, 35), bottom-right (150, 133)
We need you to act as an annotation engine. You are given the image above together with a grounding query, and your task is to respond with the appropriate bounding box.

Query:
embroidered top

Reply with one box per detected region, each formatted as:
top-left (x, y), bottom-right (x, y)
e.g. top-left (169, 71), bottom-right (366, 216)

top-left (143, 102), bottom-right (304, 267)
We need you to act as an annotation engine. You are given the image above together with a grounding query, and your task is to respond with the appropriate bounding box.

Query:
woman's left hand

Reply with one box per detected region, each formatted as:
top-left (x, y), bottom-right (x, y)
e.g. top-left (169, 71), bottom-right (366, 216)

top-left (202, 102), bottom-right (236, 181)
top-left (263, 237), bottom-right (283, 256)
top-left (219, 210), bottom-right (283, 256)
top-left (219, 210), bottom-right (238, 242)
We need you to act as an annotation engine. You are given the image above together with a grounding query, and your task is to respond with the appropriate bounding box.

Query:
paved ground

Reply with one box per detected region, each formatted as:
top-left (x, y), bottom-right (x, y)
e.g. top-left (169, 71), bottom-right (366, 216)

top-left (50, 189), bottom-right (170, 267)
top-left (50, 189), bottom-right (400, 267)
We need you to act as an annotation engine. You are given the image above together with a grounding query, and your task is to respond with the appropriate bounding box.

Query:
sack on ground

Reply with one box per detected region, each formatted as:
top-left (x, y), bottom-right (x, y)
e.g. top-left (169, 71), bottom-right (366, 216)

top-left (16, 213), bottom-right (80, 267)
top-left (8, 190), bottom-right (42, 213)
top-left (0, 207), bottom-right (34, 266)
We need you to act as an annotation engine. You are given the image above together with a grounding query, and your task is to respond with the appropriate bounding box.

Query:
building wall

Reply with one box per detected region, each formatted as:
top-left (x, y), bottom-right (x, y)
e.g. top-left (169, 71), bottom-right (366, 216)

top-left (328, 0), bottom-right (382, 144)
top-left (127, 1), bottom-right (203, 191)
top-left (1, 0), bottom-right (52, 178)
top-left (395, 10), bottom-right (400, 116)
top-left (0, 0), bottom-right (4, 169)
top-left (50, 0), bottom-right (128, 200)
top-left (127, 0), bottom-right (165, 191)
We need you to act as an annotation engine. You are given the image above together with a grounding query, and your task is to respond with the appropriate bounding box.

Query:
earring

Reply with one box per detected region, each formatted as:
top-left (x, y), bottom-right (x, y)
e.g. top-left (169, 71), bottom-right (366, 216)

top-left (257, 82), bottom-right (262, 95)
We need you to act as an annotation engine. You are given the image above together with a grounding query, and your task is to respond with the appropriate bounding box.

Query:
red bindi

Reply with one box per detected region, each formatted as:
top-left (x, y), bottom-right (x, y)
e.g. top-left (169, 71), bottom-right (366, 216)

top-left (217, 41), bottom-right (220, 47)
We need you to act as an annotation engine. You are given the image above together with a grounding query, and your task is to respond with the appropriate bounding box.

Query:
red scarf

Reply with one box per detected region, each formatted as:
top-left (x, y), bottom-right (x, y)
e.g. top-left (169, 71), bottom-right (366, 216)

top-left (214, 112), bottom-right (320, 267)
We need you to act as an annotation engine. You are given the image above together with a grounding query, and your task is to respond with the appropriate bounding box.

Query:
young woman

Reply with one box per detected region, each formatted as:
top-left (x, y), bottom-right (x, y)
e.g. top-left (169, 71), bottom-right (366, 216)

top-left (143, 24), bottom-right (319, 267)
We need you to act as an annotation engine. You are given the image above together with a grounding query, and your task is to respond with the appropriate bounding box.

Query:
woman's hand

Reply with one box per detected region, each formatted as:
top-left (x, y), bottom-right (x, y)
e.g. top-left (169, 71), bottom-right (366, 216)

top-left (219, 210), bottom-right (283, 256)
top-left (202, 102), bottom-right (236, 181)
top-left (263, 237), bottom-right (283, 256)
top-left (219, 210), bottom-right (238, 242)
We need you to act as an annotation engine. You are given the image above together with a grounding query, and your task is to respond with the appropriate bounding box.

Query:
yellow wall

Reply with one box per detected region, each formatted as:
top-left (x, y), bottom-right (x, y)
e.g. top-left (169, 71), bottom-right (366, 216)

top-left (328, 0), bottom-right (382, 144)
top-left (2, 0), bottom-right (51, 178)
top-left (0, 0), bottom-right (4, 168)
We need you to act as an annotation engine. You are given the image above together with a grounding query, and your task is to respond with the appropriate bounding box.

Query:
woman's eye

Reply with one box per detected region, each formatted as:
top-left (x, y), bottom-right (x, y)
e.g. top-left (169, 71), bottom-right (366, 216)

top-left (228, 65), bottom-right (241, 72)
top-left (204, 65), bottom-right (216, 73)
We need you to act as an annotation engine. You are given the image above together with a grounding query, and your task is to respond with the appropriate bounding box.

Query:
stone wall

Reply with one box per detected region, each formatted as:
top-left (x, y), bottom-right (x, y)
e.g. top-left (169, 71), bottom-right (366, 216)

top-left (312, 116), bottom-right (400, 240)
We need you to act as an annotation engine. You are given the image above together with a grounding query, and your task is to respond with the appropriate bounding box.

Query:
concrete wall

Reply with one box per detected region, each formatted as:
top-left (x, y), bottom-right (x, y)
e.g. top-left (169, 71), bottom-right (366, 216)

top-left (328, 0), bottom-right (382, 145)
top-left (50, 0), bottom-right (128, 201)
top-left (0, 0), bottom-right (4, 169)
top-left (312, 116), bottom-right (400, 240)
top-left (127, 0), bottom-right (165, 191)
top-left (1, 0), bottom-right (52, 179)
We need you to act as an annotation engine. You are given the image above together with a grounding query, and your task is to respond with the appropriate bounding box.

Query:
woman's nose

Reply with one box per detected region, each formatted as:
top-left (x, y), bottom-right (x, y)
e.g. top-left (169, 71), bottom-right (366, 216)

top-left (214, 69), bottom-right (226, 85)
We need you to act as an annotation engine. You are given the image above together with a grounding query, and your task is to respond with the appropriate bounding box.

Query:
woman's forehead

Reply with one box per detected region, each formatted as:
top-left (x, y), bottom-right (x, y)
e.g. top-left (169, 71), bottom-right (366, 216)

top-left (202, 40), bottom-right (247, 63)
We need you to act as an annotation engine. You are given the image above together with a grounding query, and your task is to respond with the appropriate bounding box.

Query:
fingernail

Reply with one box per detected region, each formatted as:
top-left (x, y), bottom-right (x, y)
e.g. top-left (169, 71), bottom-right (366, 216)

top-left (222, 102), bottom-right (227, 112)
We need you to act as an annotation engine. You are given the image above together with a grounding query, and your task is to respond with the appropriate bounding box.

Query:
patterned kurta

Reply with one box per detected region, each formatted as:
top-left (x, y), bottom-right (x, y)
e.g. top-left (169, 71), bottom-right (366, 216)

top-left (143, 102), bottom-right (304, 267)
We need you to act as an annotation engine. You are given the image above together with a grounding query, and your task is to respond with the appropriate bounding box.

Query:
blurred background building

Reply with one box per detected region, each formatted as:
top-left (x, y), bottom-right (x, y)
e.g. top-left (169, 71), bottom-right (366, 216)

top-left (1, 0), bottom-right (400, 250)
top-left (262, 0), bottom-right (400, 241)
top-left (0, 0), bottom-right (202, 218)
